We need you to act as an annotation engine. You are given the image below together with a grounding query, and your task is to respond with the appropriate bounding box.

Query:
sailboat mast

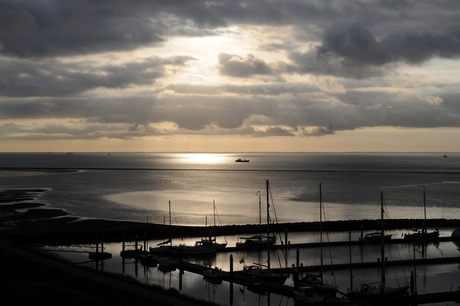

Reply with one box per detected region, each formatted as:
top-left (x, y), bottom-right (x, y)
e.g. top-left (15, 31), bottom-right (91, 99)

top-left (169, 201), bottom-right (171, 226)
top-left (213, 200), bottom-right (216, 227)
top-left (349, 230), bottom-right (353, 294)
top-left (320, 183), bottom-right (324, 280)
top-left (266, 180), bottom-right (271, 271)
top-left (213, 200), bottom-right (217, 241)
top-left (423, 186), bottom-right (426, 221)
top-left (423, 186), bottom-right (426, 235)
top-left (169, 200), bottom-right (172, 247)
top-left (380, 192), bottom-right (386, 294)
top-left (258, 191), bottom-right (262, 238)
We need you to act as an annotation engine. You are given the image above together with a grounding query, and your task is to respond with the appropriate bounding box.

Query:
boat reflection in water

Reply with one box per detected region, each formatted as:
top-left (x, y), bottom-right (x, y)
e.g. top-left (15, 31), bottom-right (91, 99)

top-left (241, 181), bottom-right (289, 286)
top-left (404, 187), bottom-right (440, 242)
top-left (347, 192), bottom-right (409, 302)
top-left (50, 226), bottom-right (460, 306)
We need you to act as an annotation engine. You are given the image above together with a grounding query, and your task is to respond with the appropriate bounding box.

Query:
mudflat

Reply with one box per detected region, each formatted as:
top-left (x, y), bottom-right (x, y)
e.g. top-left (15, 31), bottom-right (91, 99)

top-left (0, 188), bottom-right (218, 306)
top-left (1, 188), bottom-right (458, 245)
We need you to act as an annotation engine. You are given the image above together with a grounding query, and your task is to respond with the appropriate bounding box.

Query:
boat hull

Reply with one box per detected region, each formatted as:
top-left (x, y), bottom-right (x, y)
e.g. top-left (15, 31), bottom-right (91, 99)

top-left (243, 265), bottom-right (289, 285)
top-left (404, 230), bottom-right (439, 241)
top-left (149, 245), bottom-right (172, 255)
top-left (294, 286), bottom-right (324, 304)
top-left (348, 284), bottom-right (409, 301)
top-left (170, 245), bottom-right (216, 255)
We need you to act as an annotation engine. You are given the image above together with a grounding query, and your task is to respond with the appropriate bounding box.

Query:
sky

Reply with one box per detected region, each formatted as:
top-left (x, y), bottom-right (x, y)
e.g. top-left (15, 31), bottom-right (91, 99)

top-left (1, 0), bottom-right (460, 152)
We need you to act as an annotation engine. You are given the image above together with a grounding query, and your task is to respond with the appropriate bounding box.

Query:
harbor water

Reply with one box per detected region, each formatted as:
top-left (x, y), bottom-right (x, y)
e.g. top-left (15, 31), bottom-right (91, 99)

top-left (2, 152), bottom-right (460, 305)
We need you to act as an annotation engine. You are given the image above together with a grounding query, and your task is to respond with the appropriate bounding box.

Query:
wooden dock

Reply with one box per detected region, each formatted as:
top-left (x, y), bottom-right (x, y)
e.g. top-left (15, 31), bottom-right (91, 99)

top-left (220, 236), bottom-right (456, 252)
top-left (177, 257), bottom-right (460, 304)
top-left (179, 261), bottom-right (295, 296)
top-left (268, 256), bottom-right (460, 274)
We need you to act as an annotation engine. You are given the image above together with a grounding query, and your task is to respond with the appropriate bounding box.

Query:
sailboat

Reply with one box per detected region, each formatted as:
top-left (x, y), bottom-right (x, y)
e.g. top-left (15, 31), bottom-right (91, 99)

top-left (198, 200), bottom-right (227, 250)
top-left (170, 214), bottom-right (217, 255)
top-left (348, 192), bottom-right (409, 301)
top-left (170, 204), bottom-right (219, 255)
top-left (170, 239), bottom-right (217, 255)
top-left (236, 191), bottom-right (276, 248)
top-left (294, 286), bottom-right (324, 304)
top-left (157, 257), bottom-right (177, 272)
top-left (404, 186), bottom-right (439, 241)
top-left (149, 201), bottom-right (173, 255)
top-left (242, 180), bottom-right (289, 285)
top-left (298, 183), bottom-right (338, 298)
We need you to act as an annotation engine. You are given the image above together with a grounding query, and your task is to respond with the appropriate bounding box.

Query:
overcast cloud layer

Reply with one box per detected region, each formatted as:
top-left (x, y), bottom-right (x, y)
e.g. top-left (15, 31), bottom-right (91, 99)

top-left (1, 0), bottom-right (460, 149)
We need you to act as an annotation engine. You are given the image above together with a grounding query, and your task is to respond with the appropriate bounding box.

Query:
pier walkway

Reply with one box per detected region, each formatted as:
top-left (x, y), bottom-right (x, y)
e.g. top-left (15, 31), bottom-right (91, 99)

top-left (220, 236), bottom-right (457, 252)
top-left (177, 255), bottom-right (460, 305)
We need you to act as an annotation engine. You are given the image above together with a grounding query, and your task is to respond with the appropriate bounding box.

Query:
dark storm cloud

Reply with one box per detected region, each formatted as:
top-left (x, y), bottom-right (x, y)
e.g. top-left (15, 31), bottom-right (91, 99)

top-left (218, 53), bottom-right (274, 78)
top-left (0, 0), bottom-right (166, 58)
top-left (166, 83), bottom-right (317, 96)
top-left (0, 120), bottom-right (145, 140)
top-left (316, 22), bottom-right (460, 68)
top-left (299, 126), bottom-right (335, 137)
top-left (3, 0), bottom-right (458, 59)
top-left (2, 87), bottom-right (460, 140)
top-left (289, 48), bottom-right (387, 79)
top-left (0, 56), bottom-right (196, 97)
top-left (2, 0), bottom-right (460, 142)
top-left (2, 0), bottom-right (460, 67)
top-left (289, 21), bottom-right (460, 79)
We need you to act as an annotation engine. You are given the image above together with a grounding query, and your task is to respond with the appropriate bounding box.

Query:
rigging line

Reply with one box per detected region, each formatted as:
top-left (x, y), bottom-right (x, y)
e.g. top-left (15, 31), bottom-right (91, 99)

top-left (382, 192), bottom-right (409, 286)
top-left (214, 202), bottom-right (227, 243)
top-left (172, 210), bottom-right (179, 227)
top-left (321, 201), bottom-right (337, 286)
top-left (267, 181), bottom-right (287, 267)
top-left (268, 184), bottom-right (279, 225)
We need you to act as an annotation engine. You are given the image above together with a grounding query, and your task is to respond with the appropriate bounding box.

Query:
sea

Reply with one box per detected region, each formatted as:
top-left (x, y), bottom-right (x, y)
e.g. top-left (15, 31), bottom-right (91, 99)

top-left (1, 152), bottom-right (460, 305)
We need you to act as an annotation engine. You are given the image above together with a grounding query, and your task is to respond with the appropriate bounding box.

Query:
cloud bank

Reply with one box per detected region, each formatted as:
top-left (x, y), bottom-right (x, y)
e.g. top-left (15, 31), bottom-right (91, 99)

top-left (1, 0), bottom-right (460, 148)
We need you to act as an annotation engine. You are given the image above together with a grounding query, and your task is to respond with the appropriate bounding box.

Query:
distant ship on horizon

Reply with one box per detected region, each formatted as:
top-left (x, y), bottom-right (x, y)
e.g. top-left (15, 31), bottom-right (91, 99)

top-left (235, 157), bottom-right (249, 162)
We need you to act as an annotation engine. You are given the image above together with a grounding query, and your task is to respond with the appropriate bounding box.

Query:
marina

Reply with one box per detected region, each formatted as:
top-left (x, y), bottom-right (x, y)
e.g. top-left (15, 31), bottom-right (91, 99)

top-left (3, 152), bottom-right (460, 305)
top-left (43, 226), bottom-right (460, 306)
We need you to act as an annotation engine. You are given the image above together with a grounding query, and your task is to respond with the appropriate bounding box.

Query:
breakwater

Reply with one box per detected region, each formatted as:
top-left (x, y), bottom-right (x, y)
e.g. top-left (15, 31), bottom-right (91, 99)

top-left (7, 217), bottom-right (460, 245)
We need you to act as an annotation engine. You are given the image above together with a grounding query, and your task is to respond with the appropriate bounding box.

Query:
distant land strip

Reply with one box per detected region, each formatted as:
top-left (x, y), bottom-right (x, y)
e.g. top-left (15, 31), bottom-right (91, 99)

top-left (2, 166), bottom-right (460, 174)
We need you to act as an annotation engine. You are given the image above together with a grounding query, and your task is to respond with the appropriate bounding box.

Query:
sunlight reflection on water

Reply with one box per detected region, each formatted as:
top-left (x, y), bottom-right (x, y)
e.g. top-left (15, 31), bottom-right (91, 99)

top-left (104, 190), bottom-right (460, 226)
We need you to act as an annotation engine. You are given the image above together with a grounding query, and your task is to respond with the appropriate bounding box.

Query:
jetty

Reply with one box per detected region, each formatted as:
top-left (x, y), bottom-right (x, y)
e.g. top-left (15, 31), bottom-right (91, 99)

top-left (176, 257), bottom-right (460, 305)
top-left (223, 236), bottom-right (456, 252)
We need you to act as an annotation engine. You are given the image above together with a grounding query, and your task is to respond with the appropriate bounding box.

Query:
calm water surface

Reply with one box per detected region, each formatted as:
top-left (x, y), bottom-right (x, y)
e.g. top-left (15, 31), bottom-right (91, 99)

top-left (1, 152), bottom-right (460, 225)
top-left (2, 152), bottom-right (460, 305)
top-left (47, 230), bottom-right (460, 306)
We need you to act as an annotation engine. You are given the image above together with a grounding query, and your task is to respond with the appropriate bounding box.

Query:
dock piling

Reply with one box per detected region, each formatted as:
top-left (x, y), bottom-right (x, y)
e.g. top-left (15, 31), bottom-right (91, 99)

top-left (230, 254), bottom-right (233, 280)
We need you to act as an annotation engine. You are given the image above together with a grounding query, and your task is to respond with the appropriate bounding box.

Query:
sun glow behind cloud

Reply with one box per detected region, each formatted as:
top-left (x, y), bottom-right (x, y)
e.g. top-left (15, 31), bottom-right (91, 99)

top-left (146, 26), bottom-right (268, 86)
top-left (2, 1), bottom-right (460, 152)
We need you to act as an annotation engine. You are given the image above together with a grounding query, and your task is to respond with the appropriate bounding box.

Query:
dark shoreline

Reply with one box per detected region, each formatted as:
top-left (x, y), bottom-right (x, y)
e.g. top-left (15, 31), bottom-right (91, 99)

top-left (0, 189), bottom-right (221, 306)
top-left (1, 188), bottom-right (460, 245)
top-left (4, 213), bottom-right (460, 245)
